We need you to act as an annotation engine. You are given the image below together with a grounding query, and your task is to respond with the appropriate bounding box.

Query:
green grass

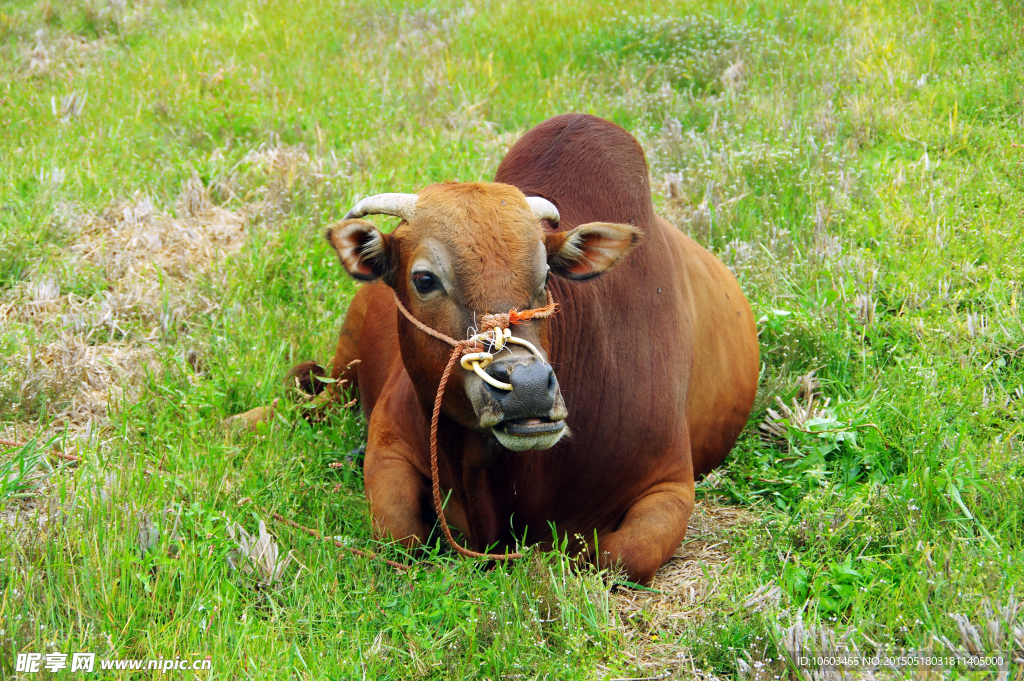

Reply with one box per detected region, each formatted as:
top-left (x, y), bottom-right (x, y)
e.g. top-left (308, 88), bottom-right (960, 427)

top-left (2, 0), bottom-right (1022, 678)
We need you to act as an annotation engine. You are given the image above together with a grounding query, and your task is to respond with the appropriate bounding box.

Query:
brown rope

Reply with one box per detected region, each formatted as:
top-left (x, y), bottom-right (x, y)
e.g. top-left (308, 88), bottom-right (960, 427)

top-left (2, 437), bottom-right (409, 571)
top-left (1, 437), bottom-right (80, 463)
top-left (270, 512), bottom-right (411, 571)
top-left (393, 289), bottom-right (556, 338)
top-left (4, 288), bottom-right (558, 566)
top-left (393, 294), bottom-right (462, 346)
top-left (0, 438), bottom-right (408, 570)
top-left (392, 289), bottom-right (558, 561)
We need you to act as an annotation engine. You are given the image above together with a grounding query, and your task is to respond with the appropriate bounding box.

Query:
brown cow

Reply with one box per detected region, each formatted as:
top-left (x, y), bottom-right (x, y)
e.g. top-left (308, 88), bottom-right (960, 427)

top-left (320, 114), bottom-right (758, 584)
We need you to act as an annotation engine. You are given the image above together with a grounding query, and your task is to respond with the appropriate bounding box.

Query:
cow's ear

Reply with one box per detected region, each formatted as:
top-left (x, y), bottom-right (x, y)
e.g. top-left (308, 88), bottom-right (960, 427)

top-left (545, 222), bottom-right (641, 280)
top-left (326, 219), bottom-right (396, 283)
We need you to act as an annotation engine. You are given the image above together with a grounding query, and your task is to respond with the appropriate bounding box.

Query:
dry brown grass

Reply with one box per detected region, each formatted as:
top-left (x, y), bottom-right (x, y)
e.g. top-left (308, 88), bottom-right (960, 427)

top-left (1, 179), bottom-right (247, 439)
top-left (607, 500), bottom-right (764, 678)
top-left (19, 28), bottom-right (112, 78)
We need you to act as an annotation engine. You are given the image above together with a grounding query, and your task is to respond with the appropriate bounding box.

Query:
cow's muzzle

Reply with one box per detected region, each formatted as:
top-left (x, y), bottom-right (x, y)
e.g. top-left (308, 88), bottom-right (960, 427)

top-left (473, 355), bottom-right (568, 452)
top-left (390, 289), bottom-right (566, 451)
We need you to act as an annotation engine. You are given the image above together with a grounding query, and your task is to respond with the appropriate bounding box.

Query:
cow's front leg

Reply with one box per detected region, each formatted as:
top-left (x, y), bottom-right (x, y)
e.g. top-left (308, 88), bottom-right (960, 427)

top-left (363, 398), bottom-right (432, 547)
top-left (597, 478), bottom-right (695, 585)
top-left (363, 445), bottom-right (431, 548)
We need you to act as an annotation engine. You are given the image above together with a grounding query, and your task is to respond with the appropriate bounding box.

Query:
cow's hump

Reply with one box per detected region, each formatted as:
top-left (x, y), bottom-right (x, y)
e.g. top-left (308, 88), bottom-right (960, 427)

top-left (495, 114), bottom-right (655, 230)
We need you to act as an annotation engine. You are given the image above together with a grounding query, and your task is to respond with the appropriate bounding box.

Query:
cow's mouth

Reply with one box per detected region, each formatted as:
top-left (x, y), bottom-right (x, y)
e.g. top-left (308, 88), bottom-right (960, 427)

top-left (503, 416), bottom-right (565, 434)
top-left (492, 417), bottom-right (567, 452)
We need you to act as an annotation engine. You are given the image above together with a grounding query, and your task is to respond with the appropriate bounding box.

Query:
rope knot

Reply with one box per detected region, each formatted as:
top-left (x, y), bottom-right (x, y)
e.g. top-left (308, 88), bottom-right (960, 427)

top-left (477, 297), bottom-right (558, 333)
top-left (459, 340), bottom-right (485, 355)
top-left (478, 313), bottom-right (510, 332)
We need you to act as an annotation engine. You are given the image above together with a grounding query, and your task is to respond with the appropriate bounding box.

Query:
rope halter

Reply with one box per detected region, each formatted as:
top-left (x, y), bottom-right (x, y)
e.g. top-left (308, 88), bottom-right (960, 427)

top-left (392, 289), bottom-right (558, 386)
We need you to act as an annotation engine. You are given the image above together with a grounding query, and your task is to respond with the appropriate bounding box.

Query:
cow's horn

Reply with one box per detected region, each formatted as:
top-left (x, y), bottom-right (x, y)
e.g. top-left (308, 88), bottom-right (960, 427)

top-left (344, 193), bottom-right (418, 221)
top-left (526, 196), bottom-right (559, 223)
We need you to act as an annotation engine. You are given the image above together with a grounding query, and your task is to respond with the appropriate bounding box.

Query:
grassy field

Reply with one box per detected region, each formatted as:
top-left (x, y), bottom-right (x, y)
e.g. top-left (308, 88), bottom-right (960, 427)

top-left (1, 0), bottom-right (1022, 678)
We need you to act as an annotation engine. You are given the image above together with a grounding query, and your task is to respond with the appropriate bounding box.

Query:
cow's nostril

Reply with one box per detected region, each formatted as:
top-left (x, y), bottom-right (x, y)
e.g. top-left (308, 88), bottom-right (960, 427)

top-left (488, 362), bottom-right (511, 383)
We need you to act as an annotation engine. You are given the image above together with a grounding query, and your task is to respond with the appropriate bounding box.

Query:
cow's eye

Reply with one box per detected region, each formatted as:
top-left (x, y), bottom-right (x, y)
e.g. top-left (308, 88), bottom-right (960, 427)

top-left (412, 272), bottom-right (439, 294)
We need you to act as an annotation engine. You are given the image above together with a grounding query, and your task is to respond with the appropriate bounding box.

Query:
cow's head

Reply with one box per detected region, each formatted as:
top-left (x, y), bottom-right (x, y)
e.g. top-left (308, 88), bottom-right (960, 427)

top-left (326, 182), bottom-right (638, 451)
